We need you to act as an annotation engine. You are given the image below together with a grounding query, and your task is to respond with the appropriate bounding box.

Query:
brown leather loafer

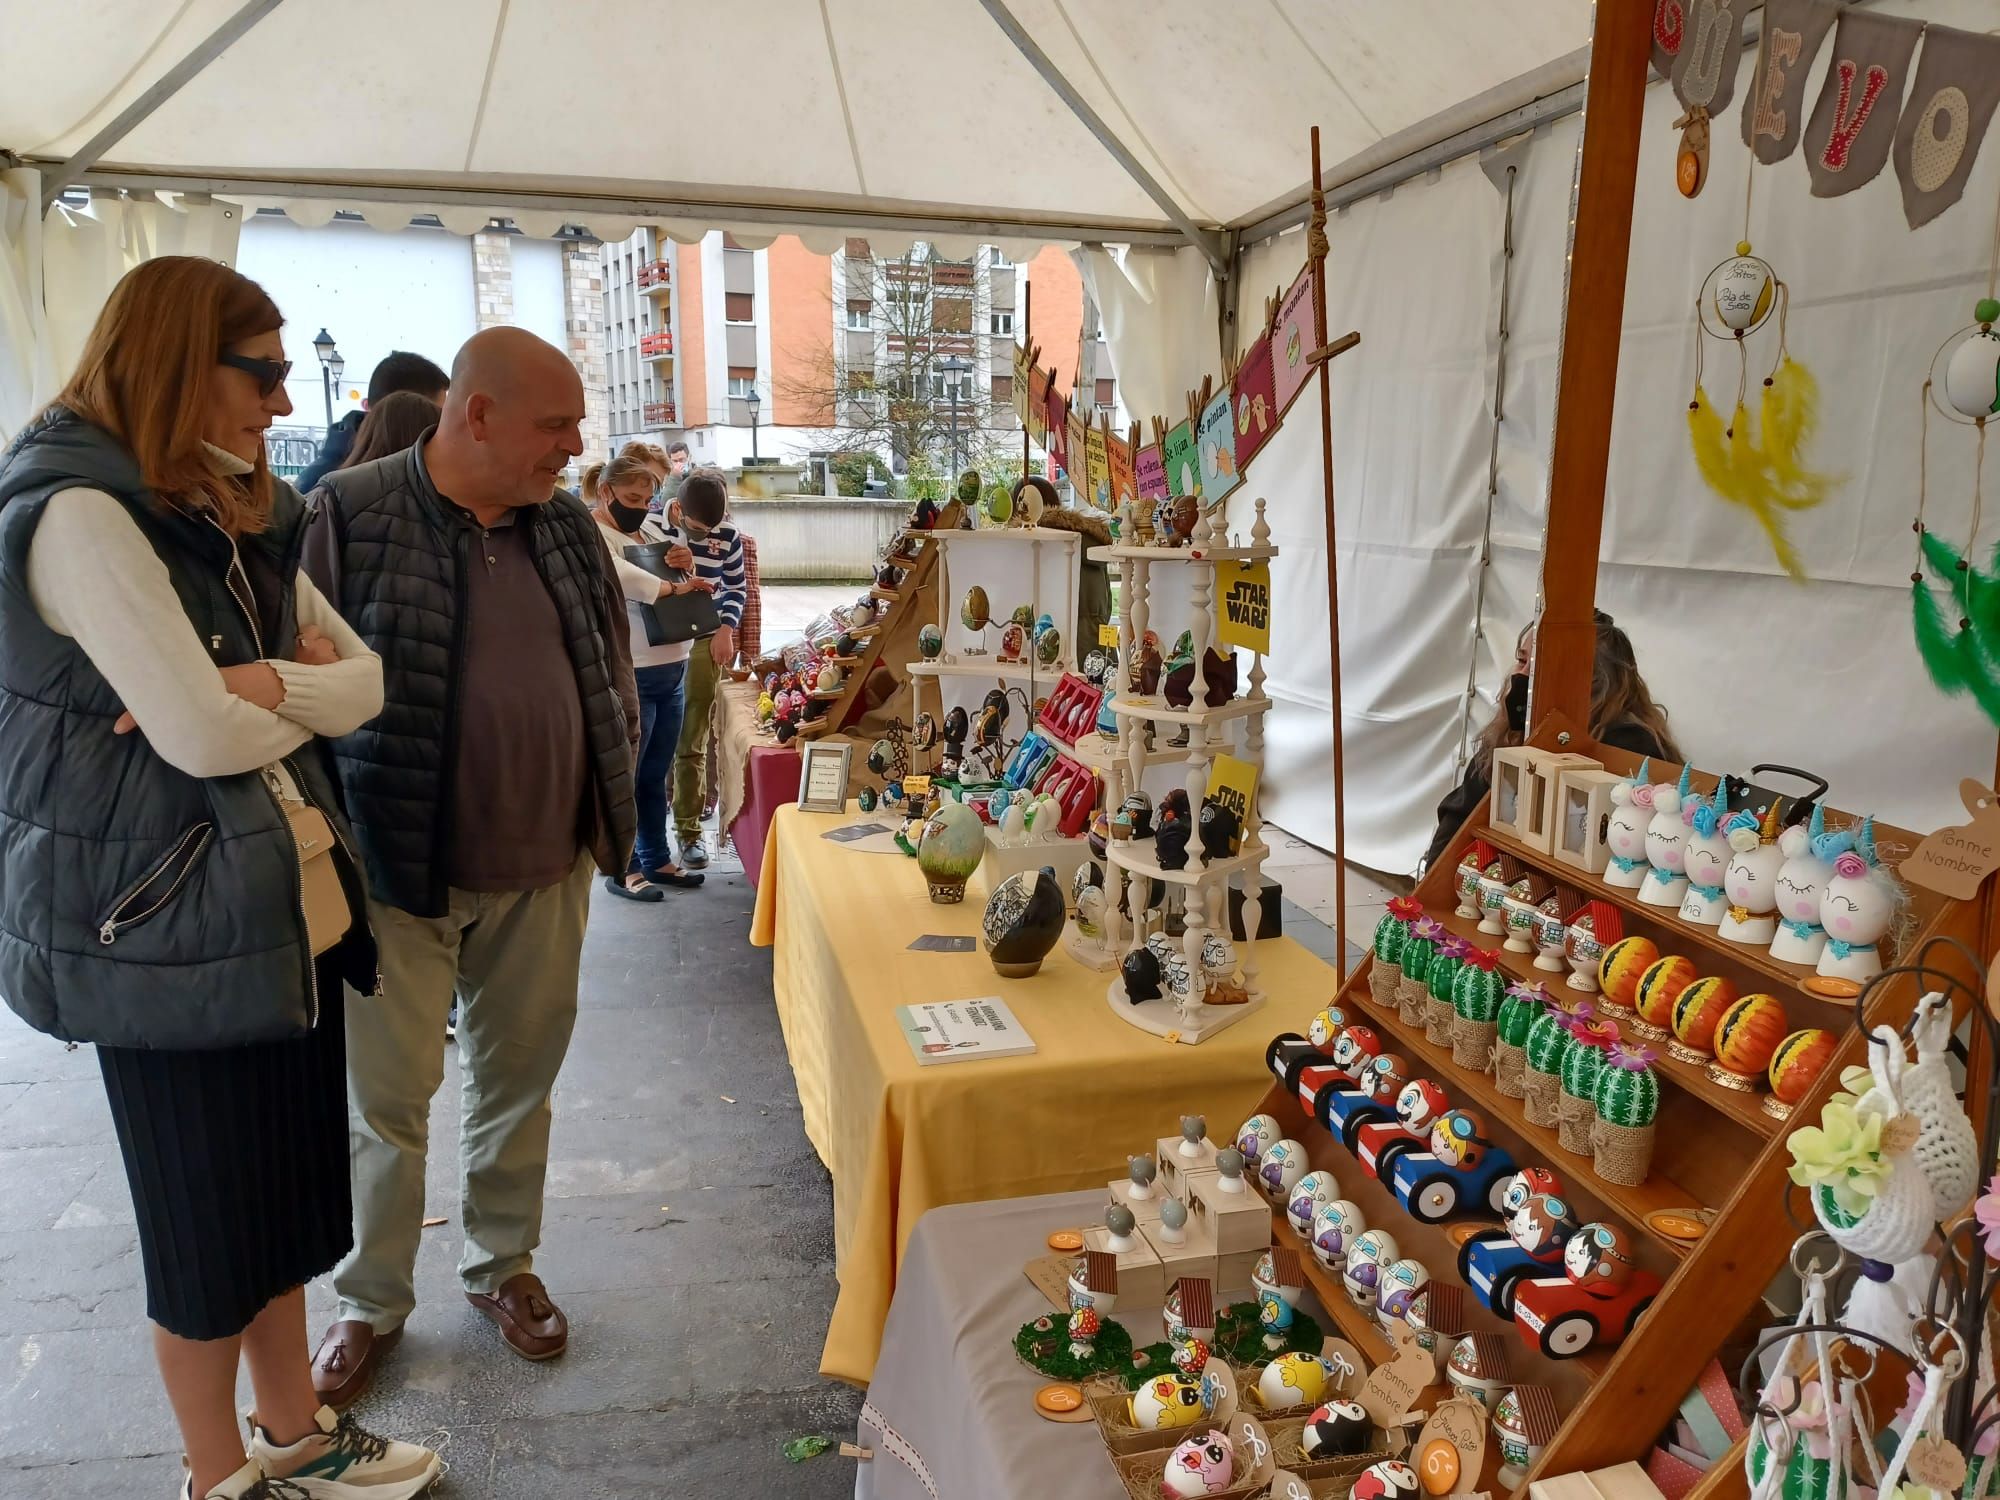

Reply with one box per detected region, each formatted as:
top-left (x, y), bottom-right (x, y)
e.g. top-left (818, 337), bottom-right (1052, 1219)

top-left (310, 1319), bottom-right (400, 1408)
top-left (466, 1272), bottom-right (569, 1360)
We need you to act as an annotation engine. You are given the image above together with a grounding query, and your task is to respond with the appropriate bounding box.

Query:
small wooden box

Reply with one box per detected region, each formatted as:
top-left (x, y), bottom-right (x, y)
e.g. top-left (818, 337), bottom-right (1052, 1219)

top-left (1184, 1168), bottom-right (1271, 1254)
top-left (1553, 767), bottom-right (1624, 875)
top-left (1142, 1212), bottom-right (1219, 1291)
top-left (1494, 749), bottom-right (1602, 852)
top-left (1108, 1178), bottom-right (1166, 1222)
top-left (1215, 1245), bottom-right (1267, 1299)
top-left (1157, 1134), bottom-right (1219, 1196)
top-left (1085, 1224), bottom-right (1167, 1307)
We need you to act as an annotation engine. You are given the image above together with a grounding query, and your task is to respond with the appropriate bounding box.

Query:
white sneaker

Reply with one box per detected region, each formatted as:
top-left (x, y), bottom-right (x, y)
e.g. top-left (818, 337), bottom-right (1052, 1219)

top-left (249, 1406), bottom-right (441, 1498)
top-left (179, 1459), bottom-right (310, 1500)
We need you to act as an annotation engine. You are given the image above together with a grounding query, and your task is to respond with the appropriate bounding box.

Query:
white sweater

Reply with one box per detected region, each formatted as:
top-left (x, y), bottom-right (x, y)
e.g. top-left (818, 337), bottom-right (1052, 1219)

top-left (24, 453), bottom-right (383, 780)
top-left (594, 512), bottom-right (692, 669)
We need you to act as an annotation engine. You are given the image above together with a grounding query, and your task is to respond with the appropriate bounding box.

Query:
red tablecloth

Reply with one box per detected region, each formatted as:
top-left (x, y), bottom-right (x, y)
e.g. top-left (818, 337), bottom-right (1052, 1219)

top-left (729, 742), bottom-right (802, 884)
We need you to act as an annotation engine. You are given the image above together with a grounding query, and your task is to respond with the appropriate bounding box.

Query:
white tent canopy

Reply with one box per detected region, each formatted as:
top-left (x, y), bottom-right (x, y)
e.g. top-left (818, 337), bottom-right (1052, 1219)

top-left (2, 0), bottom-right (1588, 250)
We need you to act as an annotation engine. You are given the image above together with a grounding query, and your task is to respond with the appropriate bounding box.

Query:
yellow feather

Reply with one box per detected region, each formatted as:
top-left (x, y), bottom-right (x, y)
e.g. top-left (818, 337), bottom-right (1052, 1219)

top-left (1686, 360), bottom-right (1834, 581)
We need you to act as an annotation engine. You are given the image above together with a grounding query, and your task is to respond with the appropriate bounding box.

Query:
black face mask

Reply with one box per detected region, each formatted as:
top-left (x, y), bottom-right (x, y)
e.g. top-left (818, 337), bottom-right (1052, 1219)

top-left (607, 499), bottom-right (650, 534)
top-left (1504, 672), bottom-right (1530, 732)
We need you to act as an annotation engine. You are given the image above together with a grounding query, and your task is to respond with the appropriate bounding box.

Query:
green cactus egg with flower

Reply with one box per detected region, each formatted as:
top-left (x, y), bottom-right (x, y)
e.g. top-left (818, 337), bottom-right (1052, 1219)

top-left (1524, 1007), bottom-right (1572, 1074)
top-left (1595, 1053), bottom-right (1660, 1128)
top-left (1453, 963), bottom-right (1505, 1023)
top-left (1401, 930), bottom-right (1436, 987)
top-left (1561, 1037), bottom-right (1607, 1100)
top-left (1496, 987), bottom-right (1541, 1047)
top-left (1427, 948), bottom-right (1466, 1005)
top-left (1373, 911), bottom-right (1407, 965)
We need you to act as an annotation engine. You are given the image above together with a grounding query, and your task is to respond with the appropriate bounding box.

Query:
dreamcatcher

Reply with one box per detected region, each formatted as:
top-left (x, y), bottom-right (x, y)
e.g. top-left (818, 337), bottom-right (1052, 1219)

top-left (1909, 184), bottom-right (2000, 724)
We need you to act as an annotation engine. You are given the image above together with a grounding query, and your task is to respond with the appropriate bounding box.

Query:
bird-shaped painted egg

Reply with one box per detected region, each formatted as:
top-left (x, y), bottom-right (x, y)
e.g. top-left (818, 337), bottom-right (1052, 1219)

top-left (959, 586), bottom-right (990, 631)
top-left (1288, 1169), bottom-right (1338, 1239)
top-left (1712, 252), bottom-right (1774, 332)
top-left (1164, 1430), bottom-right (1236, 1497)
top-left (917, 624), bottom-right (944, 659)
top-left (1352, 1461), bottom-right (1423, 1500)
top-left (1129, 1373), bottom-right (1207, 1431)
top-left (1564, 1221), bottom-right (1636, 1293)
top-left (1303, 1399), bottom-right (1374, 1460)
top-left (1260, 1138), bottom-right (1308, 1201)
top-left (1379, 1257), bottom-right (1430, 1322)
top-left (1259, 1352), bottom-right (1340, 1410)
top-left (1946, 312), bottom-right (2000, 419)
top-left (1236, 1113), bottom-right (1280, 1167)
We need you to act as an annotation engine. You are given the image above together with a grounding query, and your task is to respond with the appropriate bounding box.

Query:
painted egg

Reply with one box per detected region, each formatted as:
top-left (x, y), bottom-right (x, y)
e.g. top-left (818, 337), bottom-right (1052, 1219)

top-left (1565, 1221), bottom-right (1636, 1291)
top-left (1122, 946), bottom-right (1163, 1002)
top-left (1164, 1430), bottom-right (1236, 1497)
top-left (1634, 954), bottom-right (1699, 1031)
top-left (1712, 255), bottom-right (1774, 332)
top-left (1259, 1352), bottom-right (1338, 1410)
top-left (1362, 1053), bottom-right (1410, 1104)
top-left (1009, 603), bottom-right (1035, 630)
top-left (1260, 1138), bottom-right (1308, 1201)
top-left (1070, 860), bottom-right (1101, 909)
top-left (1331, 1025), bottom-right (1384, 1078)
top-left (1671, 975), bottom-right (1739, 1057)
top-left (1395, 1079), bottom-right (1450, 1133)
top-left (1946, 324), bottom-right (2000, 419)
top-left (1200, 932), bottom-right (1237, 977)
top-left (999, 621), bottom-right (1027, 657)
top-left (1598, 935), bottom-right (1660, 1010)
top-left (1288, 1169), bottom-right (1338, 1238)
top-left (959, 586), bottom-right (990, 631)
top-left (1172, 1338), bottom-right (1211, 1377)
top-left (917, 624), bottom-right (944, 659)
top-left (1075, 885), bottom-right (1106, 935)
top-left (1428, 1109), bottom-right (1489, 1170)
top-left (1312, 1198), bottom-right (1366, 1270)
top-left (1034, 611), bottom-right (1056, 638)
top-left (1352, 1460), bottom-right (1423, 1500)
top-left (1508, 1189), bottom-right (1579, 1259)
top-left (1347, 1228), bottom-right (1399, 1279)
top-left (1236, 1114), bottom-right (1280, 1167)
top-left (1308, 1006), bottom-right (1349, 1048)
top-left (1379, 1257), bottom-right (1431, 1322)
top-left (858, 787), bottom-right (877, 813)
top-left (1303, 1399), bottom-right (1374, 1460)
top-left (1502, 1167), bottom-right (1563, 1216)
top-left (1420, 1438), bottom-right (1462, 1495)
top-left (1714, 993), bottom-right (1788, 1078)
top-left (1129, 1373), bottom-right (1208, 1431)
top-left (1036, 626), bottom-right (1062, 664)
top-left (1769, 1028), bottom-right (1838, 1105)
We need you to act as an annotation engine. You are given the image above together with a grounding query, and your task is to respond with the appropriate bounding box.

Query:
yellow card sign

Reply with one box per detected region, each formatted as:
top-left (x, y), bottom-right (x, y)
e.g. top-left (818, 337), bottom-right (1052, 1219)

top-left (903, 774), bottom-right (931, 796)
top-left (1216, 560), bottom-right (1271, 653)
top-left (1098, 624), bottom-right (1121, 649)
top-left (1206, 754), bottom-right (1259, 830)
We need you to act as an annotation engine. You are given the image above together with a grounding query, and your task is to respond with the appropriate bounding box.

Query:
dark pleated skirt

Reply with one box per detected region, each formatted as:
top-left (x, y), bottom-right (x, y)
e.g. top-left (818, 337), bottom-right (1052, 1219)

top-left (97, 955), bottom-right (352, 1341)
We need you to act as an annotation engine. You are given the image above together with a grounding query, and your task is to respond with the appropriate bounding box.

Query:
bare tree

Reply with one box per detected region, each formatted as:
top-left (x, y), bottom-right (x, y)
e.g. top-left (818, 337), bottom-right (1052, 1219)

top-left (778, 245), bottom-right (1016, 484)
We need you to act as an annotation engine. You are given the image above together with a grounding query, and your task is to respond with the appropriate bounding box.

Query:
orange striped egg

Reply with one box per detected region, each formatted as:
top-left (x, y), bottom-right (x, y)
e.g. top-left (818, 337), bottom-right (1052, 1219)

top-left (1711, 993), bottom-right (1788, 1085)
top-left (1597, 936), bottom-right (1660, 1013)
top-left (1632, 954), bottom-right (1698, 1035)
top-left (1669, 976), bottom-right (1739, 1062)
top-left (1769, 1029), bottom-right (1838, 1106)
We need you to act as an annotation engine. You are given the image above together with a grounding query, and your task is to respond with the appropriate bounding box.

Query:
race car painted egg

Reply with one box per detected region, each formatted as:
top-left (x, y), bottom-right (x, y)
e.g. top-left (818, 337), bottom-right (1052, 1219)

top-left (1564, 1221), bottom-right (1637, 1292)
top-left (1395, 1079), bottom-right (1450, 1133)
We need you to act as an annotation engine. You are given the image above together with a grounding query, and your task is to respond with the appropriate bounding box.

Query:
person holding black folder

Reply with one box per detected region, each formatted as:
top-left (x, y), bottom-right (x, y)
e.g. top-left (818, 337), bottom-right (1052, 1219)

top-left (584, 448), bottom-right (708, 898)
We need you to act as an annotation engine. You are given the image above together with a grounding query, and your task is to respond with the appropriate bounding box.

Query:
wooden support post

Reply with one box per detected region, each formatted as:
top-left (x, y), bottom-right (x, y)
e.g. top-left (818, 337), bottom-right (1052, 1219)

top-left (1021, 281), bottom-right (1033, 483)
top-left (1308, 125), bottom-right (1349, 981)
top-left (1526, 0), bottom-right (1652, 738)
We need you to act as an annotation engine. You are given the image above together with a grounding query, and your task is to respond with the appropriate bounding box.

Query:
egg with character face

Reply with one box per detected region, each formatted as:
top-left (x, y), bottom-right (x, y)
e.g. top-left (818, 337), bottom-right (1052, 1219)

top-left (1362, 1053), bottom-right (1410, 1104)
top-left (1379, 1257), bottom-right (1430, 1322)
top-left (1565, 1221), bottom-right (1636, 1292)
top-left (1164, 1431), bottom-right (1236, 1497)
top-left (1724, 835), bottom-right (1784, 917)
top-left (1605, 784), bottom-right (1650, 869)
top-left (1821, 856), bottom-right (1895, 948)
top-left (1258, 1351), bottom-right (1341, 1410)
top-left (1774, 825), bottom-right (1833, 926)
top-left (1259, 1138), bottom-right (1308, 1200)
top-left (1312, 1198), bottom-right (1366, 1271)
top-left (1428, 1109), bottom-right (1490, 1171)
top-left (1501, 1167), bottom-right (1563, 1217)
top-left (1308, 1006), bottom-right (1348, 1048)
top-left (1395, 1079), bottom-right (1449, 1133)
top-left (1352, 1460), bottom-right (1423, 1500)
top-left (1236, 1114), bottom-right (1279, 1168)
top-left (1302, 1399), bottom-right (1373, 1460)
top-left (1331, 1025), bottom-right (1383, 1079)
top-left (1508, 1190), bottom-right (1579, 1260)
top-left (1288, 1169), bottom-right (1338, 1239)
top-left (1128, 1373), bottom-right (1208, 1431)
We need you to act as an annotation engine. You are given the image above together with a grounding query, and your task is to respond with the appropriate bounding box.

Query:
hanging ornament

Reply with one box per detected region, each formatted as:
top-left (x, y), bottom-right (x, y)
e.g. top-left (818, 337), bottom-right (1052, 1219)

top-left (1675, 107), bottom-right (1711, 198)
top-left (1688, 239), bottom-right (1835, 580)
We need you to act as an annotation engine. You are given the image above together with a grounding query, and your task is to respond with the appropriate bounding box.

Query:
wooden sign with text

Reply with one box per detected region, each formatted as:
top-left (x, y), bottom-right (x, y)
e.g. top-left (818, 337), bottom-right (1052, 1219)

top-left (1907, 780), bottom-right (2000, 900)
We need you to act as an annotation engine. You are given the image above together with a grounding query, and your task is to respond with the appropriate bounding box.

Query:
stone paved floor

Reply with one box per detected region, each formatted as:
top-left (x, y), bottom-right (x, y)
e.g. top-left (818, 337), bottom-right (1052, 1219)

top-left (0, 833), bottom-right (862, 1499)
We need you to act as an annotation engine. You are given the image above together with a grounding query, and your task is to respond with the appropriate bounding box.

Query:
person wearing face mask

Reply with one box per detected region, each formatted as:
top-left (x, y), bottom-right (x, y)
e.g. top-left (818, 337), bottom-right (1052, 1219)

top-left (1420, 611), bottom-right (1683, 874)
top-left (582, 447), bottom-right (707, 899)
top-left (659, 470), bottom-right (745, 871)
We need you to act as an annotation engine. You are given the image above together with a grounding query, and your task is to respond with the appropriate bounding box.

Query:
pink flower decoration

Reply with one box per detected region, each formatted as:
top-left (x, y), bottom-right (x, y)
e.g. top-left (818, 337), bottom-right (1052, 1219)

top-left (1629, 784), bottom-right (1658, 809)
top-left (1833, 851), bottom-right (1869, 880)
top-left (1976, 1174), bottom-right (2000, 1261)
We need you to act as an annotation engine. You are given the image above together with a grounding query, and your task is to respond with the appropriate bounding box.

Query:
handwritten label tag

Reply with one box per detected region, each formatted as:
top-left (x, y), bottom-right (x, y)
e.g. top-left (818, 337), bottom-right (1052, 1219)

top-left (1357, 1322), bottom-right (1436, 1429)
top-left (903, 775), bottom-right (931, 796)
top-left (1416, 1397), bottom-right (1490, 1496)
top-left (1099, 623), bottom-right (1122, 649)
top-left (1206, 754), bottom-right (1261, 828)
top-left (1909, 1436), bottom-right (1968, 1493)
top-left (1215, 559), bottom-right (1271, 653)
top-left (1907, 780), bottom-right (2000, 900)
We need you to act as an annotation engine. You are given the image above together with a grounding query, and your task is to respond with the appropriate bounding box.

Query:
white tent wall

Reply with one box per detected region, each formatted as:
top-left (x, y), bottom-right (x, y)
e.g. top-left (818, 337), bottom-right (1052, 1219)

top-left (1172, 0), bottom-right (2000, 880)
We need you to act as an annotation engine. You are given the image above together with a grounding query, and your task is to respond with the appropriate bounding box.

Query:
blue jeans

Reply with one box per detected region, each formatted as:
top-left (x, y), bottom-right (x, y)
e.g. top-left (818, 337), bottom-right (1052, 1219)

top-left (632, 660), bottom-right (688, 874)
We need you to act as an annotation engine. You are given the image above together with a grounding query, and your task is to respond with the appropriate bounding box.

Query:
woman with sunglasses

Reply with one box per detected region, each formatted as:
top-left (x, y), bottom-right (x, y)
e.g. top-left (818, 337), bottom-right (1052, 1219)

top-left (0, 258), bottom-right (440, 1500)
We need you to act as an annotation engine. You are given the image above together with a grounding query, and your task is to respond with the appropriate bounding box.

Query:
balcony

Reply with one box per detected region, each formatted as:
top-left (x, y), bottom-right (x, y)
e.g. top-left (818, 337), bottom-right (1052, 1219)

top-left (642, 401), bottom-right (676, 427)
top-left (640, 331), bottom-right (674, 359)
top-left (637, 259), bottom-right (672, 292)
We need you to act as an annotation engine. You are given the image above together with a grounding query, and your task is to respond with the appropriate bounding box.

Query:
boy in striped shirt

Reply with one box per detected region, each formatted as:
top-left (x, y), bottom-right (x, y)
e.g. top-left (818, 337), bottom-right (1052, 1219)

top-left (663, 470), bottom-right (745, 868)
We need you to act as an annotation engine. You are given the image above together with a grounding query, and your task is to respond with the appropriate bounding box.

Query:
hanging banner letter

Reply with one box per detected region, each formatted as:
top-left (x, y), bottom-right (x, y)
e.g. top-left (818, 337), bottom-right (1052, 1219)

top-left (1803, 9), bottom-right (1921, 197)
top-left (1741, 0), bottom-right (1838, 162)
top-left (1672, 0), bottom-right (1747, 115)
top-left (1215, 559), bottom-right (1271, 655)
top-left (1651, 0), bottom-right (1687, 80)
top-left (1892, 25), bottom-right (2000, 230)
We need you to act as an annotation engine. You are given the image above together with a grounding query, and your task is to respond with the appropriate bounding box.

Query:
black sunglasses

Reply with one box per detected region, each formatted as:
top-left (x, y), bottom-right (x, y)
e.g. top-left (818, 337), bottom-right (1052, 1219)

top-left (218, 352), bottom-right (292, 397)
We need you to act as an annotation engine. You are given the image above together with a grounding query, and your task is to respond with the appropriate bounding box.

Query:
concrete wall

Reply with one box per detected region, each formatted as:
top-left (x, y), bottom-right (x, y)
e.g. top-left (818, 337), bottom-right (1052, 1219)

top-left (734, 497), bottom-right (906, 580)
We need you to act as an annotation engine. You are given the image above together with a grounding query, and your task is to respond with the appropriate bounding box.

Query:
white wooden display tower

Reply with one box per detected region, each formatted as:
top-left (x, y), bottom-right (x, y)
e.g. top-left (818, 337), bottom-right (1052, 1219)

top-left (1086, 498), bottom-right (1276, 1045)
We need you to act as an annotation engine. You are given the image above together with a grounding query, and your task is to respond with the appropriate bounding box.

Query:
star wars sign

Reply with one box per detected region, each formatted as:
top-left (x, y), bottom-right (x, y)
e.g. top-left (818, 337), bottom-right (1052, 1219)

top-left (1216, 560), bottom-right (1271, 654)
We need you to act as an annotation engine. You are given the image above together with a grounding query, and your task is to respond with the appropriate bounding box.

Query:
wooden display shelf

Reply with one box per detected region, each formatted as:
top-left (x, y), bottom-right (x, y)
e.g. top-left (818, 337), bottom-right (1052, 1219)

top-left (869, 584), bottom-right (904, 601)
top-left (1344, 981), bottom-right (1704, 1257)
top-left (1422, 903), bottom-right (1779, 1139)
top-left (1108, 692), bottom-right (1268, 730)
top-left (933, 524), bottom-right (1085, 544)
top-left (907, 658), bottom-right (1070, 680)
top-left (1107, 837), bottom-right (1268, 888)
top-left (1088, 542), bottom-right (1280, 564)
top-left (1066, 733), bottom-right (1191, 773)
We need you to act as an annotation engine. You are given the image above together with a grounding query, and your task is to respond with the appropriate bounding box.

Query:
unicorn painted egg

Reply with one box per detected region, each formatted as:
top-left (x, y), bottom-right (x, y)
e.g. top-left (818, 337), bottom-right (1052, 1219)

top-left (1946, 324), bottom-right (2000, 419)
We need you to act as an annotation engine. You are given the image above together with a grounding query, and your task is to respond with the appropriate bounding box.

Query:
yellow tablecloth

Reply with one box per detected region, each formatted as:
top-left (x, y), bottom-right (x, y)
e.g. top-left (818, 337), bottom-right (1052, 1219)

top-left (749, 803), bottom-right (1335, 1385)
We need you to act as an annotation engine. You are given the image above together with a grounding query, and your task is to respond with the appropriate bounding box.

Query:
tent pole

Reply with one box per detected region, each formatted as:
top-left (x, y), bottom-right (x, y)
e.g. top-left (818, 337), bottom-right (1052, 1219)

top-left (38, 0), bottom-right (290, 211)
top-left (1307, 126), bottom-right (1348, 981)
top-left (975, 0), bottom-right (1226, 276)
top-left (1022, 280), bottom-right (1032, 481)
top-left (1526, 0), bottom-right (1650, 740)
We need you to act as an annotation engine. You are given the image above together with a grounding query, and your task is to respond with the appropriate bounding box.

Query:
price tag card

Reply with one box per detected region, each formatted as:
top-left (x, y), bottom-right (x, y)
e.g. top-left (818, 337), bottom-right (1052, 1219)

top-left (1215, 560), bottom-right (1271, 653)
top-left (903, 775), bottom-right (932, 796)
top-left (1206, 754), bottom-right (1260, 828)
top-left (1098, 624), bottom-right (1121, 649)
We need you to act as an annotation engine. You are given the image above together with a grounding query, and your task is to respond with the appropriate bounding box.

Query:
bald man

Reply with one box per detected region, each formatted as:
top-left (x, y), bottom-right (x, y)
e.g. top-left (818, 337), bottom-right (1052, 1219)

top-left (301, 327), bottom-right (638, 1403)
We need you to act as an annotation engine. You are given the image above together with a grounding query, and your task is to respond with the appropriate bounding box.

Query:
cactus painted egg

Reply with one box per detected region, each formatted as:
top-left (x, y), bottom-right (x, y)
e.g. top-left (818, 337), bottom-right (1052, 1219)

top-left (1633, 954), bottom-right (1699, 1031)
top-left (1236, 1113), bottom-right (1280, 1167)
top-left (1260, 1138), bottom-right (1308, 1201)
top-left (1713, 993), bottom-right (1788, 1081)
top-left (1302, 1399), bottom-right (1373, 1460)
top-left (1769, 1028), bottom-right (1838, 1106)
top-left (1595, 1047), bottom-right (1661, 1128)
top-left (1523, 1006), bottom-right (1573, 1074)
top-left (1163, 1430), bottom-right (1236, 1497)
top-left (1560, 1021), bottom-right (1616, 1100)
top-left (1289, 1169), bottom-right (1339, 1239)
top-left (1670, 976), bottom-right (1739, 1059)
top-left (1565, 1221), bottom-right (1637, 1291)
top-left (1454, 959), bottom-right (1506, 1022)
top-left (1598, 936), bottom-right (1660, 1010)
top-left (1129, 1372), bottom-right (1208, 1431)
top-left (1496, 985), bottom-right (1545, 1048)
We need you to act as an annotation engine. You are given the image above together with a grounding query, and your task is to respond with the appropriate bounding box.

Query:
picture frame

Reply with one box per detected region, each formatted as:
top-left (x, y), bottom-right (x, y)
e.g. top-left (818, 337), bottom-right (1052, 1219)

top-left (797, 742), bottom-right (853, 814)
top-left (1552, 767), bottom-right (1624, 875)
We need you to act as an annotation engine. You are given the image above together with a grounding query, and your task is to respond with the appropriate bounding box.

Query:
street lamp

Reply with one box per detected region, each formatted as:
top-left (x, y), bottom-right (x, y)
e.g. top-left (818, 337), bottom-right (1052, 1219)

top-left (311, 328), bottom-right (340, 429)
top-left (746, 386), bottom-right (762, 464)
top-left (939, 353), bottom-right (971, 478)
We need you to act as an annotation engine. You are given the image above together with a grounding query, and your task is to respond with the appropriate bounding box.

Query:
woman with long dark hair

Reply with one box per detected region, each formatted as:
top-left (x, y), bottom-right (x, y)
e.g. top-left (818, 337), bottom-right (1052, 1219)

top-left (1421, 610), bottom-right (1683, 873)
top-left (335, 390), bottom-right (440, 471)
top-left (0, 257), bottom-right (439, 1499)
